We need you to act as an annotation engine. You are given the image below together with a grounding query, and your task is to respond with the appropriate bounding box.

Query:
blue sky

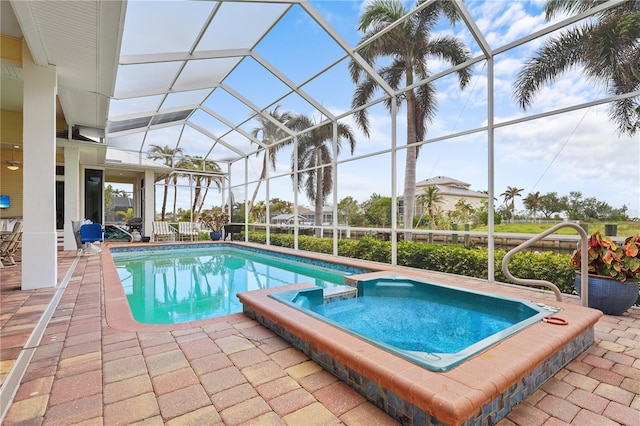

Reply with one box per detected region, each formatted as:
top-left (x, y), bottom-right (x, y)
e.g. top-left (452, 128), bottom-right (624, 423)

top-left (112, 1), bottom-right (639, 219)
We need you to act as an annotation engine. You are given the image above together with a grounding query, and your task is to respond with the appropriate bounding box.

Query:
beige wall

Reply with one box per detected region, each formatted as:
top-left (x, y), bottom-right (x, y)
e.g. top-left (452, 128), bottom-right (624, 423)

top-left (439, 194), bottom-right (485, 212)
top-left (1, 35), bottom-right (22, 64)
top-left (1, 110), bottom-right (23, 145)
top-left (0, 145), bottom-right (23, 218)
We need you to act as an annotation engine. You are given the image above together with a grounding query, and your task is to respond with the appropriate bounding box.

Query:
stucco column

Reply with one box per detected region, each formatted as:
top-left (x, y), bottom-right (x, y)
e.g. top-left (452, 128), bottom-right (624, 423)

top-left (22, 46), bottom-right (57, 289)
top-left (63, 146), bottom-right (80, 250)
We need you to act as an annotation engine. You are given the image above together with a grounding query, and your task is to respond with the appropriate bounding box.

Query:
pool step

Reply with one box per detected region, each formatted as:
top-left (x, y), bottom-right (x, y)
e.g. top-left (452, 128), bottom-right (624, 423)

top-left (323, 285), bottom-right (357, 305)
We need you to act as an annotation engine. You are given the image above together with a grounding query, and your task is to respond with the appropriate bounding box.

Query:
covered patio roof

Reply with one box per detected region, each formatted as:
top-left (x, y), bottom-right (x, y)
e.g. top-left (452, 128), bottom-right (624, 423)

top-left (5, 0), bottom-right (629, 166)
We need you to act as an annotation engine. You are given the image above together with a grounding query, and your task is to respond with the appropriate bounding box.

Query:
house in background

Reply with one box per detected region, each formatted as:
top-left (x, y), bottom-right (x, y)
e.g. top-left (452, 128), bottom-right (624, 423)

top-left (415, 176), bottom-right (488, 215)
top-left (271, 214), bottom-right (310, 225)
top-left (301, 206), bottom-right (333, 225)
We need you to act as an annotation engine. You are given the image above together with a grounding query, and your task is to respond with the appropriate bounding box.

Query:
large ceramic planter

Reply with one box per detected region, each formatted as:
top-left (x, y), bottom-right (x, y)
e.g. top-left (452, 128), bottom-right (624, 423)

top-left (209, 231), bottom-right (222, 241)
top-left (574, 274), bottom-right (639, 315)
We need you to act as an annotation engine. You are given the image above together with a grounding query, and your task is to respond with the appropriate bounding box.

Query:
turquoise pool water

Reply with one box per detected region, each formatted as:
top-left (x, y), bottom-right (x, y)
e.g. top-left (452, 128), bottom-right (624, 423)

top-left (111, 245), bottom-right (359, 324)
top-left (270, 276), bottom-right (549, 371)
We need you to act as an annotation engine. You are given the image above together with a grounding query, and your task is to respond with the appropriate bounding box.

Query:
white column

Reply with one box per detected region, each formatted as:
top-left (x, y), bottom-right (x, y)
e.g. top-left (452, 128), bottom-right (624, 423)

top-left (22, 46), bottom-right (57, 290)
top-left (143, 170), bottom-right (155, 238)
top-left (63, 146), bottom-right (80, 250)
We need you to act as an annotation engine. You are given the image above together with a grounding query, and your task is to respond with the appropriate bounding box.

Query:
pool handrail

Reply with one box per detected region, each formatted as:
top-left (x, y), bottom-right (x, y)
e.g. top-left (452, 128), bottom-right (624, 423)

top-left (501, 222), bottom-right (588, 305)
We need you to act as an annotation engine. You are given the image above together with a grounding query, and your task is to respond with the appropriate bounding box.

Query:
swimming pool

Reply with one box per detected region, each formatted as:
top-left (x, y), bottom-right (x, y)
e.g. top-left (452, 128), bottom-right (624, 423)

top-left (269, 276), bottom-right (549, 371)
top-left (110, 244), bottom-right (372, 324)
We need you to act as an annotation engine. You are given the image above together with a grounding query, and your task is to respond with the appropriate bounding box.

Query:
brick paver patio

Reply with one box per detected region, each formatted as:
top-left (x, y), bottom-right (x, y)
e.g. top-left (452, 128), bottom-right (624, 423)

top-left (1, 250), bottom-right (639, 425)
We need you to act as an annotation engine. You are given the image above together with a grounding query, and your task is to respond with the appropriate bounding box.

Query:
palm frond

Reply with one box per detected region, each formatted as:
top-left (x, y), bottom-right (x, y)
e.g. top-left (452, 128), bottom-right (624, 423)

top-left (545, 0), bottom-right (600, 20)
top-left (514, 27), bottom-right (589, 109)
top-left (425, 35), bottom-right (473, 88)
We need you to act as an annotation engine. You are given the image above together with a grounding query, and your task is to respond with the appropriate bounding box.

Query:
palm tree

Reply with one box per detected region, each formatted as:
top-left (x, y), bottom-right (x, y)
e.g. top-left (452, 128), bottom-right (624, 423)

top-left (500, 186), bottom-right (524, 218)
top-left (417, 185), bottom-right (443, 227)
top-left (523, 191), bottom-right (544, 219)
top-left (250, 106), bottom-right (294, 207)
top-left (290, 115), bottom-right (356, 237)
top-left (196, 163), bottom-right (223, 217)
top-left (172, 156), bottom-right (191, 221)
top-left (187, 157), bottom-right (223, 216)
top-left (350, 0), bottom-right (472, 239)
top-left (148, 145), bottom-right (183, 220)
top-left (514, 0), bottom-right (640, 136)
top-left (250, 200), bottom-right (266, 223)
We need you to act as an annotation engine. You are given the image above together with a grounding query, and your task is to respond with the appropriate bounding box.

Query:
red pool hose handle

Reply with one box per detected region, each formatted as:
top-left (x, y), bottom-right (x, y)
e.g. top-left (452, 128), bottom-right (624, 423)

top-left (542, 316), bottom-right (568, 325)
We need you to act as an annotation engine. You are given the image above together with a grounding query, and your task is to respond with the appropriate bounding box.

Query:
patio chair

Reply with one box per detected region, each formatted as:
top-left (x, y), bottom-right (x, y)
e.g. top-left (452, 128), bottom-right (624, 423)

top-left (177, 222), bottom-right (199, 241)
top-left (80, 223), bottom-right (104, 255)
top-left (0, 221), bottom-right (23, 267)
top-left (223, 224), bottom-right (243, 241)
top-left (152, 221), bottom-right (176, 242)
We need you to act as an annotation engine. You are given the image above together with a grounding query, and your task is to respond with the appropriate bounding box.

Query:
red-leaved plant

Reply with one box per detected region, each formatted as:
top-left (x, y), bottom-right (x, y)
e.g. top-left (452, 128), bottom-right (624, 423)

top-left (571, 231), bottom-right (640, 282)
top-left (198, 207), bottom-right (229, 232)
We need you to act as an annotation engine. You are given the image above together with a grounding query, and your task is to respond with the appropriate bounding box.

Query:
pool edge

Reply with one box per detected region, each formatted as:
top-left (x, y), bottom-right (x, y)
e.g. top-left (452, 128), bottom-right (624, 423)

top-left (102, 244), bottom-right (251, 332)
top-left (102, 241), bottom-right (379, 331)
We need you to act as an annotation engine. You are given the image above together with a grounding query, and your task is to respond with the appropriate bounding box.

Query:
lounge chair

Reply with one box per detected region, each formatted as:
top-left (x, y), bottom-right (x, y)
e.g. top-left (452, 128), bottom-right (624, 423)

top-left (177, 222), bottom-right (199, 241)
top-left (80, 223), bottom-right (104, 254)
top-left (152, 221), bottom-right (176, 242)
top-left (0, 221), bottom-right (23, 267)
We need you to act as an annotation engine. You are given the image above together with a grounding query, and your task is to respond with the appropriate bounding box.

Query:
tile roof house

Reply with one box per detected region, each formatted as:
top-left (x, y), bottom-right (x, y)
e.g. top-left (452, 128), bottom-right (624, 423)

top-left (415, 176), bottom-right (488, 215)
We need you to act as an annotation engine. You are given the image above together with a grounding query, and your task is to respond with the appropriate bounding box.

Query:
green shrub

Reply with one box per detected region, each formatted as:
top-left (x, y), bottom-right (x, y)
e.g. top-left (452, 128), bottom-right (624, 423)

top-left (245, 231), bottom-right (576, 293)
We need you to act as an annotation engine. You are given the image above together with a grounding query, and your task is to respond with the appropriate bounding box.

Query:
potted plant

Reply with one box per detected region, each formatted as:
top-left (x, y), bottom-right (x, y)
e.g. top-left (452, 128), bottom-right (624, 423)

top-left (199, 207), bottom-right (229, 241)
top-left (571, 231), bottom-right (640, 315)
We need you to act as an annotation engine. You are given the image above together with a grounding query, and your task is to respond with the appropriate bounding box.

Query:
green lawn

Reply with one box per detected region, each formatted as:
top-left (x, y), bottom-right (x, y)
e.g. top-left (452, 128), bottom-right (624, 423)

top-left (472, 221), bottom-right (640, 237)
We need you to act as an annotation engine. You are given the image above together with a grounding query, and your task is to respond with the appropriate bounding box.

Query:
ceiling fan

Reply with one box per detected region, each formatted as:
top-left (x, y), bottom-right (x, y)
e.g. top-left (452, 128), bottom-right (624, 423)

top-left (6, 146), bottom-right (21, 171)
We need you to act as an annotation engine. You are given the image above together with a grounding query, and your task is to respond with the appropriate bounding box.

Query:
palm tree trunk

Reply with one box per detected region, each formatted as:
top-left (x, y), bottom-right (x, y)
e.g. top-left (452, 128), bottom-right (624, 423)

top-left (191, 181), bottom-right (201, 215)
top-left (172, 176), bottom-right (178, 221)
top-left (403, 92), bottom-right (418, 241)
top-left (250, 152), bottom-right (268, 207)
top-left (161, 176), bottom-right (170, 220)
top-left (315, 165), bottom-right (323, 238)
top-left (197, 181), bottom-right (212, 216)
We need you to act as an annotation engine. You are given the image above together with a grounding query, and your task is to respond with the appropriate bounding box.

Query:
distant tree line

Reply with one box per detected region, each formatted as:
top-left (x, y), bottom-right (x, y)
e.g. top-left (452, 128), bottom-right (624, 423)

top-left (333, 189), bottom-right (632, 229)
top-left (520, 190), bottom-right (630, 222)
top-left (491, 188), bottom-right (630, 224)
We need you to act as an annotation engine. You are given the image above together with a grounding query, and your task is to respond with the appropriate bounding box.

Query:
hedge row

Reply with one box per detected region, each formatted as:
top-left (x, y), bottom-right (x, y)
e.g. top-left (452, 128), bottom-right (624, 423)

top-left (244, 232), bottom-right (578, 295)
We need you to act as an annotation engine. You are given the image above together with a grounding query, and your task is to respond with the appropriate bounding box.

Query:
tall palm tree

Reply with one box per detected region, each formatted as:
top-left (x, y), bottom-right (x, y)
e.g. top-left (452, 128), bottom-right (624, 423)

top-left (290, 115), bottom-right (356, 237)
top-left (250, 200), bottom-right (266, 223)
top-left (171, 156), bottom-right (191, 221)
top-left (350, 0), bottom-right (472, 239)
top-left (500, 186), bottom-right (524, 216)
top-left (514, 0), bottom-right (640, 136)
top-left (523, 191), bottom-right (544, 219)
top-left (188, 157), bottom-right (223, 216)
top-left (196, 162), bottom-right (223, 217)
top-left (148, 145), bottom-right (183, 220)
top-left (250, 106), bottom-right (293, 207)
top-left (417, 185), bottom-right (443, 227)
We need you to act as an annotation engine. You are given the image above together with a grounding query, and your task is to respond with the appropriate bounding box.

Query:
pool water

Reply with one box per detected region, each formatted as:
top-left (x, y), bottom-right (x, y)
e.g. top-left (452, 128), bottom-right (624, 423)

top-left (112, 246), bottom-right (347, 324)
top-left (270, 277), bottom-right (549, 371)
top-left (318, 294), bottom-right (524, 353)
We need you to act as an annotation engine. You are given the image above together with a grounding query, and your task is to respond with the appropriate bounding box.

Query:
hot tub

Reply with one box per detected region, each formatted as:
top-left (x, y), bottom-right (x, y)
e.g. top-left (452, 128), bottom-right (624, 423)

top-left (238, 270), bottom-right (600, 425)
top-left (269, 276), bottom-right (549, 371)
